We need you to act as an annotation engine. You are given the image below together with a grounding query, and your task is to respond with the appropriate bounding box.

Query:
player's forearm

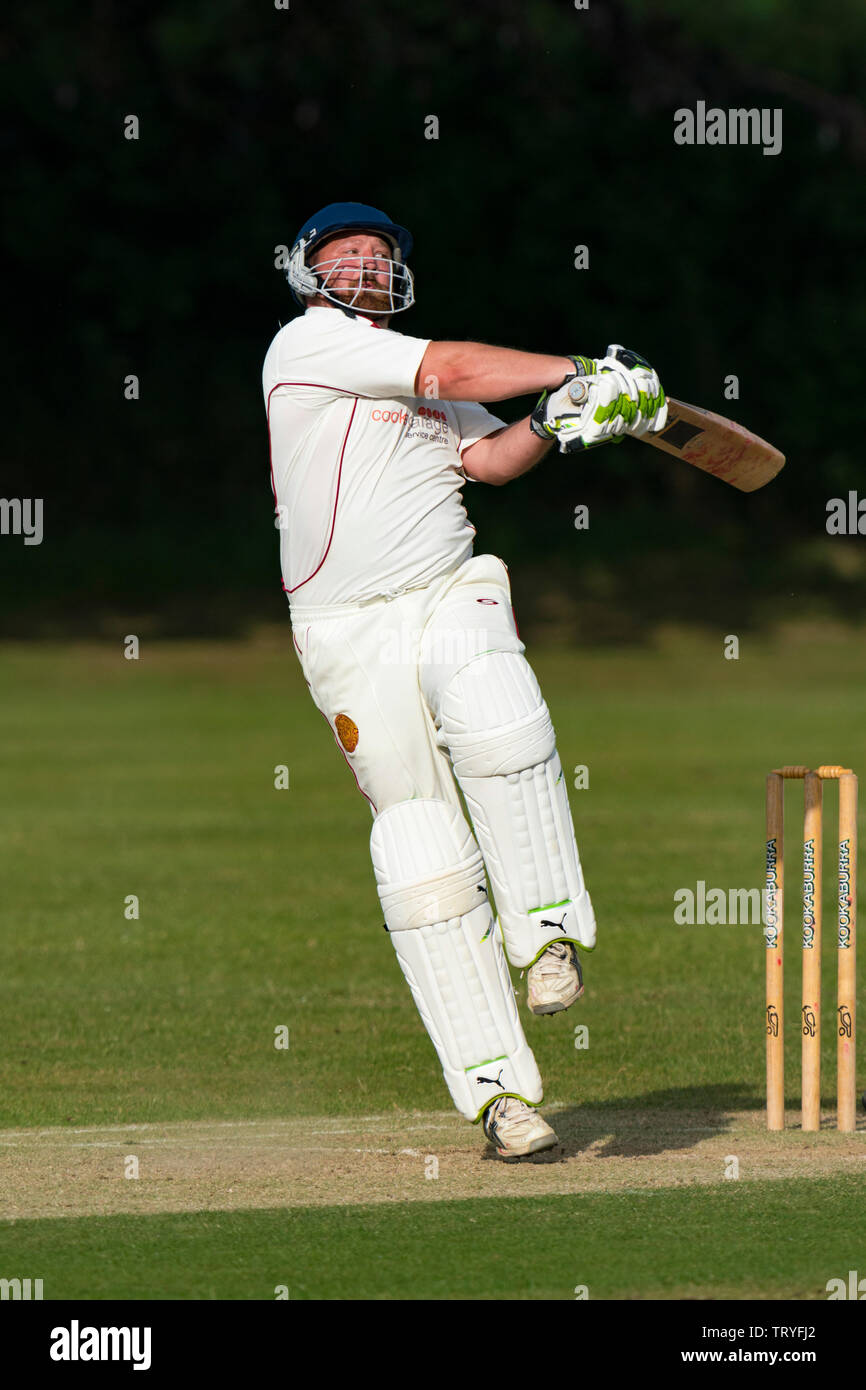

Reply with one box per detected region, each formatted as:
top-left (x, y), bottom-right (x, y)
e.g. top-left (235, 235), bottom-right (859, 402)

top-left (462, 415), bottom-right (554, 486)
top-left (417, 341), bottom-right (572, 402)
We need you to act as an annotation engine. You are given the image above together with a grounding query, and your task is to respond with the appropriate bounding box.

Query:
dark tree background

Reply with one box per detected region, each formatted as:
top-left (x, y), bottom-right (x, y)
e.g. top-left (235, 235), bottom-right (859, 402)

top-left (3, 0), bottom-right (865, 640)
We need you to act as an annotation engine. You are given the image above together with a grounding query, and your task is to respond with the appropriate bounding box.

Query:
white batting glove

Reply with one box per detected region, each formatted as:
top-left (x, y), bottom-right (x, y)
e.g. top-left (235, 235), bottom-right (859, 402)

top-left (598, 344), bottom-right (668, 436)
top-left (536, 372), bottom-right (634, 452)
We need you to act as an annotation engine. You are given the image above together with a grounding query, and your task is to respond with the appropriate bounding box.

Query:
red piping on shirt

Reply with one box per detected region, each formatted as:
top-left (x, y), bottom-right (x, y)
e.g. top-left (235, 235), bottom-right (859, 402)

top-left (266, 382), bottom-right (358, 593)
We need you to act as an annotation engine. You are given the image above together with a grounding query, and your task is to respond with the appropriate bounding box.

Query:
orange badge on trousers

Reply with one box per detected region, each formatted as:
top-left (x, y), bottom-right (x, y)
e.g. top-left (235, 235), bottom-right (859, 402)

top-left (335, 714), bottom-right (359, 752)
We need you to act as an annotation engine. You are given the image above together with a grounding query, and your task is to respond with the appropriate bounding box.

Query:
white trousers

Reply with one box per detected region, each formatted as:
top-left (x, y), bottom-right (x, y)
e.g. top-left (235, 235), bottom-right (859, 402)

top-left (291, 553), bottom-right (523, 817)
top-left (290, 552), bottom-right (595, 1117)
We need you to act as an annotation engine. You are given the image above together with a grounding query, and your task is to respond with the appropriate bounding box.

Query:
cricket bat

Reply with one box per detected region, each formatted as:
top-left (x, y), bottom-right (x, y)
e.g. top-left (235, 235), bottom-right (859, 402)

top-left (567, 381), bottom-right (785, 492)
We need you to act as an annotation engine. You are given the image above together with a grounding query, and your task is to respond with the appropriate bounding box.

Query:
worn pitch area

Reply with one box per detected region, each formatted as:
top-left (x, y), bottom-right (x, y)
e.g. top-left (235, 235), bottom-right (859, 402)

top-left (1, 1107), bottom-right (863, 1221)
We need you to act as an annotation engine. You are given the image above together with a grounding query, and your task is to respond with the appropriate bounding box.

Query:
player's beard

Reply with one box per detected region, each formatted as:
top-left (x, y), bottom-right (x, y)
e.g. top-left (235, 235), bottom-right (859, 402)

top-left (329, 281), bottom-right (391, 314)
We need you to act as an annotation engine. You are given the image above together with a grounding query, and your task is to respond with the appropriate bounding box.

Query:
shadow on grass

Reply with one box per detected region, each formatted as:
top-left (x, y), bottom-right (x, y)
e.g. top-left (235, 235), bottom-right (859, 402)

top-left (481, 1084), bottom-right (758, 1165)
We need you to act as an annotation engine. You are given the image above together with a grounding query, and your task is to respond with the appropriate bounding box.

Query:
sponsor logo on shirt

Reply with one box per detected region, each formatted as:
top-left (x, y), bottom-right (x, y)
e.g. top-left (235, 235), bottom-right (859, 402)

top-left (369, 404), bottom-right (452, 445)
top-left (371, 409), bottom-right (410, 424)
top-left (407, 405), bottom-right (451, 445)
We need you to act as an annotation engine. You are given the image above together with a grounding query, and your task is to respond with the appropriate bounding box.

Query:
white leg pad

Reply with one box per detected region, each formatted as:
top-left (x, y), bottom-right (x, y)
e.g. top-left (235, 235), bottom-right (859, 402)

top-left (439, 650), bottom-right (597, 968)
top-left (370, 798), bottom-right (542, 1121)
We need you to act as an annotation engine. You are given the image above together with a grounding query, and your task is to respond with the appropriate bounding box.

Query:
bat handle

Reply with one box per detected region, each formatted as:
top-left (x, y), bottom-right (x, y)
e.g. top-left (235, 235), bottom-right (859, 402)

top-left (567, 380), bottom-right (588, 406)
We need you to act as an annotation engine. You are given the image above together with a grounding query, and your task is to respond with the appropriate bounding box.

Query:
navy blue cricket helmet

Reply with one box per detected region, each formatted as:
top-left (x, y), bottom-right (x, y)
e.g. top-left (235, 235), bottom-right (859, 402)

top-left (286, 201), bottom-right (415, 315)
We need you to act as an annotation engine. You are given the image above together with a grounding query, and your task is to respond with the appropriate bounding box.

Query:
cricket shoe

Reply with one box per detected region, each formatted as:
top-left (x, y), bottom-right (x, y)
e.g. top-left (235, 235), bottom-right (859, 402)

top-left (526, 941), bottom-right (584, 1015)
top-left (483, 1096), bottom-right (558, 1158)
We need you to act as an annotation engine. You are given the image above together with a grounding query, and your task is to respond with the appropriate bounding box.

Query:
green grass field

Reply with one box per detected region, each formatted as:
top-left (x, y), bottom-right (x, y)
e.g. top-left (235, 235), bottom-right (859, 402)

top-left (2, 1176), bottom-right (865, 1300)
top-left (0, 625), bottom-right (864, 1300)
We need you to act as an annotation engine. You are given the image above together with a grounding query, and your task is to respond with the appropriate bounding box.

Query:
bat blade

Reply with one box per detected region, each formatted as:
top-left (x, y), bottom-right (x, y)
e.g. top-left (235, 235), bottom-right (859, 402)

top-left (644, 398), bottom-right (785, 492)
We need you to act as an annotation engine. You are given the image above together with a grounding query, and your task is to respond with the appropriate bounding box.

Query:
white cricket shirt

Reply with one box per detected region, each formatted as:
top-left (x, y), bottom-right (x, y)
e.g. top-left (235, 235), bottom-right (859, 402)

top-left (262, 307), bottom-right (506, 608)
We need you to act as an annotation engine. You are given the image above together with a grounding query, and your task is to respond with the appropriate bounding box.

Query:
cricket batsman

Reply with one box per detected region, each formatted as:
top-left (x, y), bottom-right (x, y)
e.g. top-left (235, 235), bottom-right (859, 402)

top-left (262, 202), bottom-right (667, 1158)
